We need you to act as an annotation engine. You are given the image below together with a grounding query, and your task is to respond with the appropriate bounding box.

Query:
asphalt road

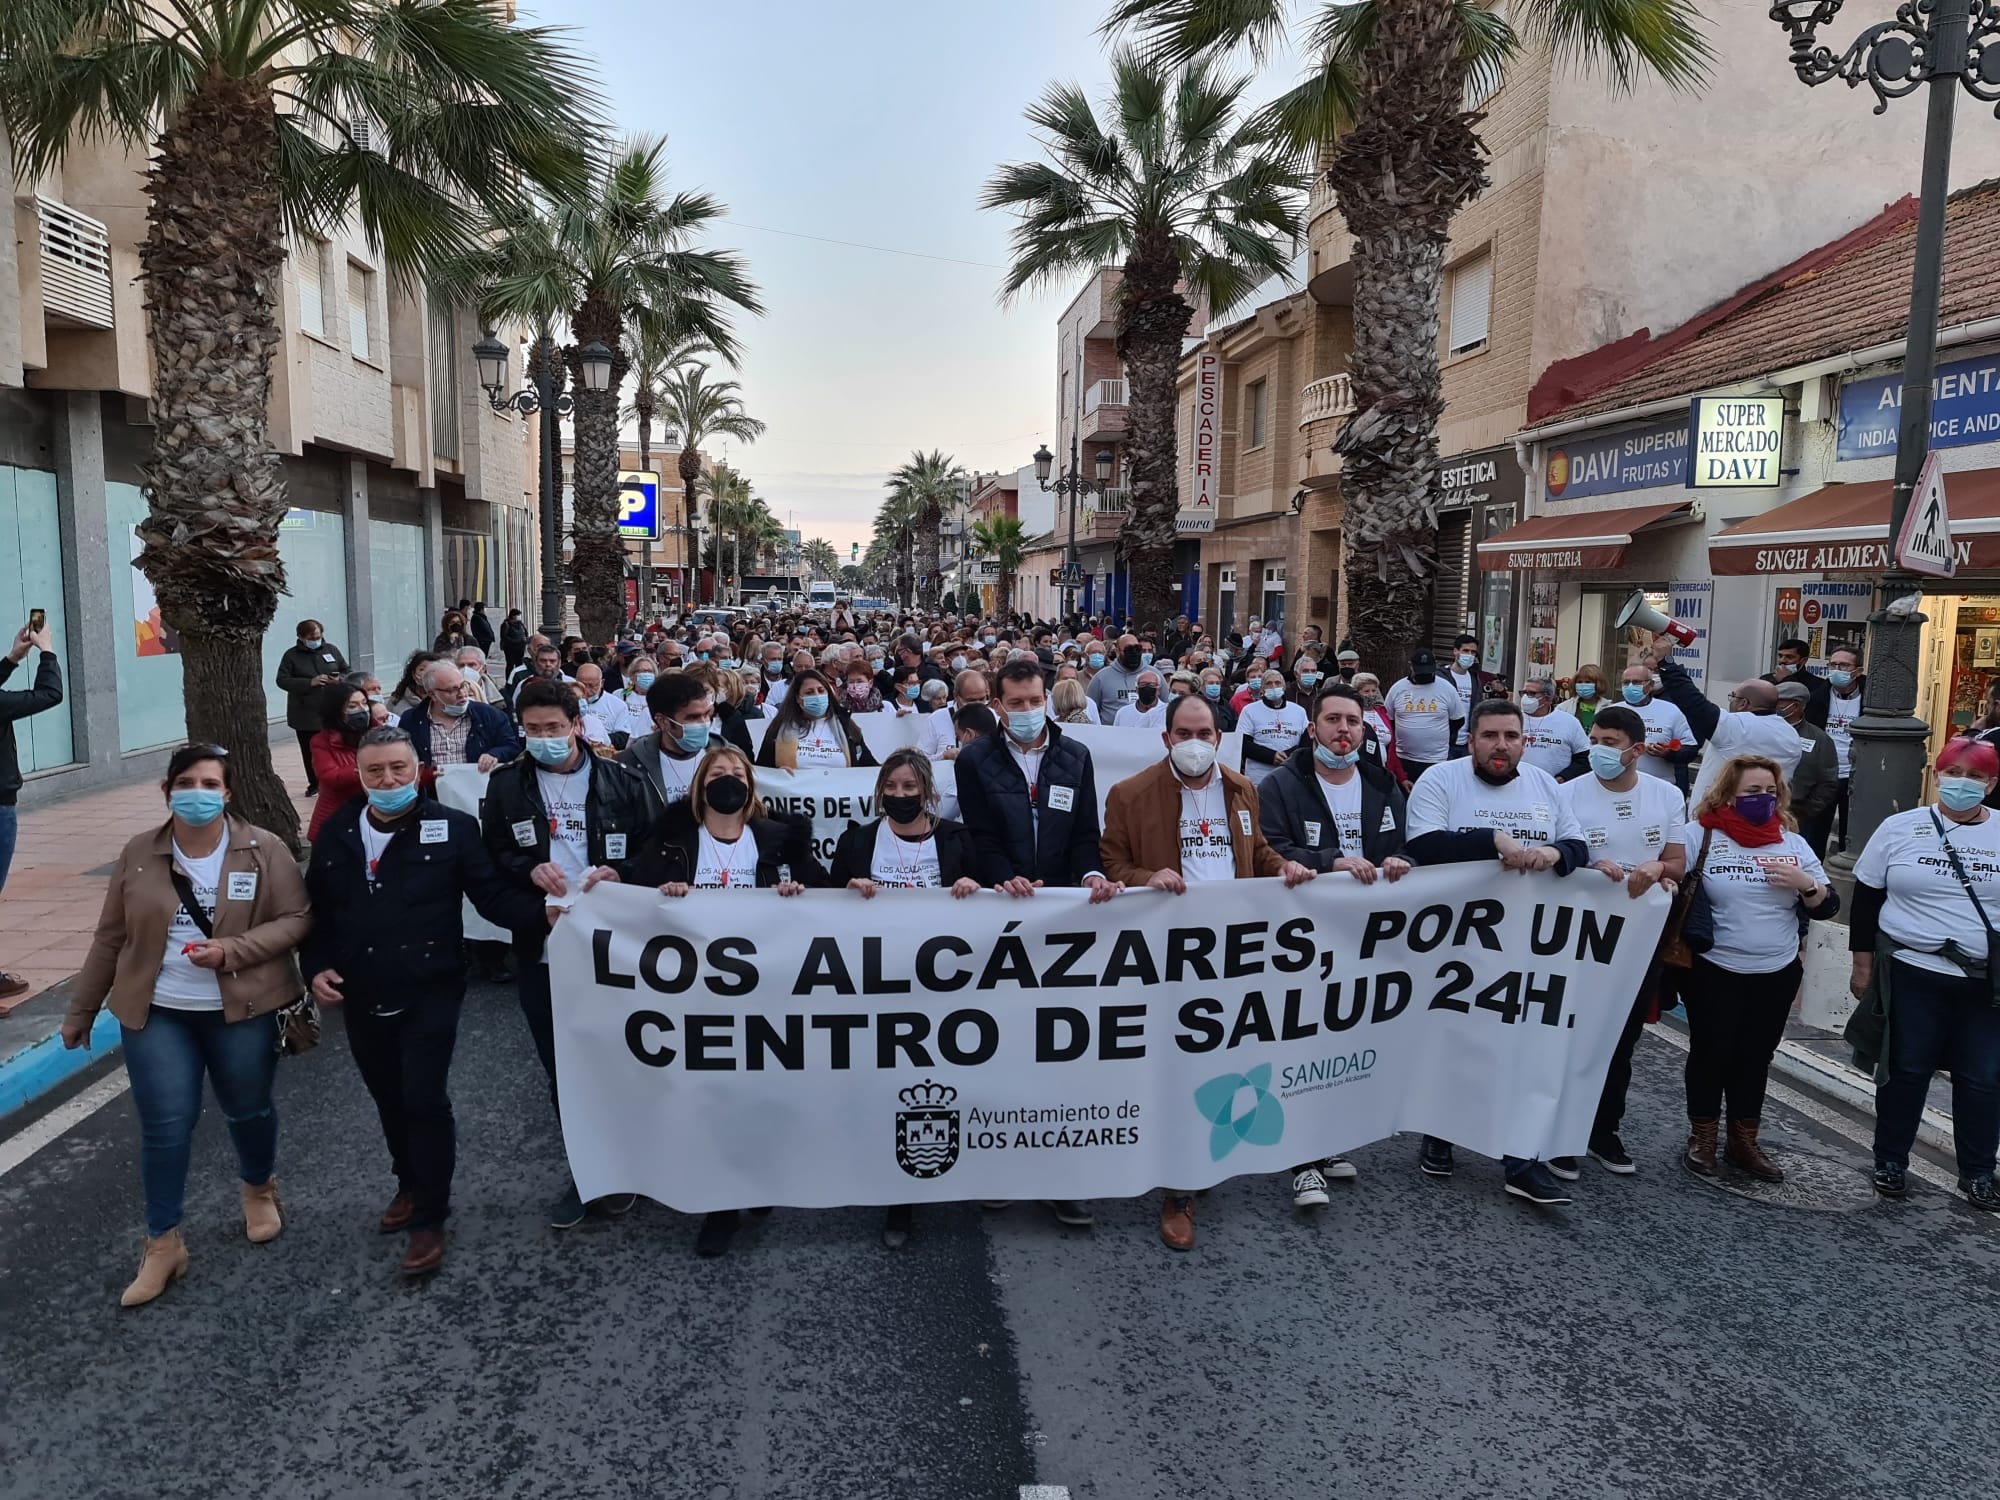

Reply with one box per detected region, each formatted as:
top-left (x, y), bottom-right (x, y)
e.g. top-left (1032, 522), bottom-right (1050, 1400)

top-left (2, 984), bottom-right (1994, 1500)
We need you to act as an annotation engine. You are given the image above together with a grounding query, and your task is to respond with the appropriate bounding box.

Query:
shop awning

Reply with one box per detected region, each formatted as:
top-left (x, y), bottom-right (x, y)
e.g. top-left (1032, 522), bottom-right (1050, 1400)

top-left (1475, 500), bottom-right (1695, 572)
top-left (1708, 470), bottom-right (2000, 575)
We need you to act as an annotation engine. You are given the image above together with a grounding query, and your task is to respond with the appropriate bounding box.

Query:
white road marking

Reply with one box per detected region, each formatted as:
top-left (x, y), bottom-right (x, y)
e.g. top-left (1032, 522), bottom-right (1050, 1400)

top-left (1643, 1028), bottom-right (1956, 1193)
top-left (0, 1071), bottom-right (129, 1181)
top-left (1020, 1488), bottom-right (1071, 1499)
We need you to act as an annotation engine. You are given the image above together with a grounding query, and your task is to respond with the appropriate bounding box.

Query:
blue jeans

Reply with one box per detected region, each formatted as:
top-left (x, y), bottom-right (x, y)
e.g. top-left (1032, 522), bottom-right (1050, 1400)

top-left (121, 1006), bottom-right (280, 1236)
top-left (0, 801), bottom-right (17, 896)
top-left (1875, 959), bottom-right (2000, 1181)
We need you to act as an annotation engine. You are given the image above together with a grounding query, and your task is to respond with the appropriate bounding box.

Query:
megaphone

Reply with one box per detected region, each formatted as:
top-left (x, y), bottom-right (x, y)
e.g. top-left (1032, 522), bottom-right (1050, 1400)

top-left (1614, 590), bottom-right (1697, 648)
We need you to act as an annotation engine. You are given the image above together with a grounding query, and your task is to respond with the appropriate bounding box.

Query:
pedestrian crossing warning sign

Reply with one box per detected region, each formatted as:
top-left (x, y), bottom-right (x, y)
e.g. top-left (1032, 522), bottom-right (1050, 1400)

top-left (1894, 452), bottom-right (1956, 578)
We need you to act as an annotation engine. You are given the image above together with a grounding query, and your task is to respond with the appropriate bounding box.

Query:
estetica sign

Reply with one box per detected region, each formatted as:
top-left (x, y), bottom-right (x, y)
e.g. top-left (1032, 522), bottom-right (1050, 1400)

top-left (1688, 396), bottom-right (1784, 488)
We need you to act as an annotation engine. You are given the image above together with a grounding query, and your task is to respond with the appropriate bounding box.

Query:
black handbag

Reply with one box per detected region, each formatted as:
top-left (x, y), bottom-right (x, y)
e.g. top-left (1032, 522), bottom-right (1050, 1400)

top-left (1658, 827), bottom-right (1715, 970)
top-left (1929, 809), bottom-right (2000, 1001)
top-left (170, 865), bottom-right (320, 1056)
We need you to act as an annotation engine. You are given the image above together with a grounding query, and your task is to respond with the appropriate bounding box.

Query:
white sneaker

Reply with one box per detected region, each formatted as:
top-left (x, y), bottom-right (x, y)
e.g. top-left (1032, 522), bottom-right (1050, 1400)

top-left (1320, 1156), bottom-right (1359, 1181)
top-left (1292, 1168), bottom-right (1330, 1208)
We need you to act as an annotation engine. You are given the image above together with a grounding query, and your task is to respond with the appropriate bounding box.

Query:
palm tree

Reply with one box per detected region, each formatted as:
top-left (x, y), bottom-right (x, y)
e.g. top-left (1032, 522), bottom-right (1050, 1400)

top-left (888, 450), bottom-right (968, 613)
top-left (1109, 0), bottom-right (1709, 667)
top-left (983, 48), bottom-right (1304, 630)
top-left (462, 136), bottom-right (762, 643)
top-left (836, 563), bottom-right (868, 595)
top-left (702, 462), bottom-right (774, 603)
top-left (873, 481), bottom-right (924, 611)
top-left (0, 0), bottom-right (601, 841)
top-left (971, 514), bottom-right (1029, 620)
top-left (656, 362), bottom-right (766, 606)
top-left (627, 327), bottom-right (711, 612)
top-left (800, 537), bottom-right (840, 580)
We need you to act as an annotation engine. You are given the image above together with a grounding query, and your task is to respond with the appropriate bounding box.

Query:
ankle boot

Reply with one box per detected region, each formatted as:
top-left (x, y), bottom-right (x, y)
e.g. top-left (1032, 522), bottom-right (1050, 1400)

top-left (1683, 1117), bottom-right (1720, 1177)
top-left (241, 1178), bottom-right (284, 1243)
top-left (1725, 1119), bottom-right (1784, 1182)
top-left (120, 1230), bottom-right (189, 1308)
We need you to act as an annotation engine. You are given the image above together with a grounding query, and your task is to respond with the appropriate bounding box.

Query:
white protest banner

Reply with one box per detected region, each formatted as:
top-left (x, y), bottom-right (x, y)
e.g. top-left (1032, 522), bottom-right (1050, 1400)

top-left (432, 766), bottom-right (509, 942)
top-left (752, 764), bottom-right (957, 867)
top-left (547, 868), bottom-right (1668, 1212)
top-left (857, 712), bottom-right (928, 762)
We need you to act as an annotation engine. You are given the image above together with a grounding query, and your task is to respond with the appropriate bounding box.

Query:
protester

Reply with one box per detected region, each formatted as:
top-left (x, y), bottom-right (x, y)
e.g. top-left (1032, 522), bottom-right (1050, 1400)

top-left (1616, 662), bottom-right (1699, 785)
top-left (684, 661), bottom-right (756, 754)
top-left (756, 666), bottom-right (876, 769)
top-left (1647, 640), bottom-right (1803, 803)
top-left (307, 681), bottom-right (378, 842)
top-left (1772, 680), bottom-right (1840, 858)
top-left (1291, 654), bottom-right (1323, 708)
top-left (468, 601), bottom-right (497, 654)
top-left (1678, 755), bottom-right (1837, 1182)
top-left (481, 677), bottom-right (662, 1229)
top-left (1112, 668), bottom-right (1168, 729)
top-left (1102, 693), bottom-right (1311, 1249)
top-left (1557, 704), bottom-right (1687, 1175)
top-left (1405, 700), bottom-right (1590, 1205)
top-left (1348, 672), bottom-right (1403, 783)
top-left (922, 669), bottom-right (992, 758)
top-left (1443, 634), bottom-right (1495, 756)
top-left (303, 726), bottom-right (543, 1277)
top-left (618, 674), bottom-right (715, 807)
top-left (1085, 633), bottom-right (1147, 720)
top-left (387, 649), bottom-right (442, 719)
top-left (608, 654), bottom-right (658, 735)
top-left (1334, 641), bottom-right (1360, 682)
top-left (1766, 638), bottom-right (1831, 728)
top-left (1050, 677), bottom-right (1093, 725)
top-left (1518, 676), bottom-right (1591, 780)
top-left (1824, 645), bottom-right (1864, 843)
top-left (658, 743), bottom-right (824, 1256)
top-left (0, 619), bottom-right (62, 998)
top-left (1384, 650), bottom-right (1461, 787)
top-left (398, 661), bottom-right (517, 772)
top-left (61, 744), bottom-right (311, 1306)
top-left (453, 645), bottom-right (502, 706)
top-left (276, 619), bottom-right (349, 794)
top-left (499, 608), bottom-right (530, 674)
top-left (1238, 668), bottom-right (1308, 787)
top-left (1558, 665), bottom-right (1605, 732)
top-left (1848, 738), bottom-right (2000, 1211)
top-left (433, 610), bottom-right (471, 655)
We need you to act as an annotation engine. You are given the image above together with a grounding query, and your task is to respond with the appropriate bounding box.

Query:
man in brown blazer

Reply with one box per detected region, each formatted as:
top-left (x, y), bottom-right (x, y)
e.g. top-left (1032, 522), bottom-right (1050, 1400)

top-left (1100, 694), bottom-right (1315, 1251)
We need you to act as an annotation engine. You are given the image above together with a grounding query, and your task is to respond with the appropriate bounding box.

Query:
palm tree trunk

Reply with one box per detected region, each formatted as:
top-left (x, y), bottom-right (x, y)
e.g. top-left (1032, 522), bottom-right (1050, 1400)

top-left (1117, 239), bottom-right (1194, 634)
top-left (917, 502), bottom-right (942, 612)
top-left (1330, 0), bottom-right (1488, 671)
top-left (568, 297), bottom-right (626, 643)
top-left (678, 445), bottom-right (701, 608)
top-left (135, 76), bottom-right (297, 845)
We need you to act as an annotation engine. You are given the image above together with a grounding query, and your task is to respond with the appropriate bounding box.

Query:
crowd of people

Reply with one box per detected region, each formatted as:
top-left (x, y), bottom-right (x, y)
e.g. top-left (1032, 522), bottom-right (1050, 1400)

top-left (26, 592), bottom-right (1998, 1305)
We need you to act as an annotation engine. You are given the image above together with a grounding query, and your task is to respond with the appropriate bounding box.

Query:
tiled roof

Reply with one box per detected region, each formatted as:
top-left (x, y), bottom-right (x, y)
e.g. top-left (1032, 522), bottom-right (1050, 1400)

top-left (1528, 179), bottom-right (2000, 426)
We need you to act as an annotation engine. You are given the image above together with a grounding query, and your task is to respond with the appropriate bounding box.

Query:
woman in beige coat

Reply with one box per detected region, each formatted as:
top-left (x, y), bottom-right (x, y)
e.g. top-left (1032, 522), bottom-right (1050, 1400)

top-left (63, 744), bottom-right (312, 1307)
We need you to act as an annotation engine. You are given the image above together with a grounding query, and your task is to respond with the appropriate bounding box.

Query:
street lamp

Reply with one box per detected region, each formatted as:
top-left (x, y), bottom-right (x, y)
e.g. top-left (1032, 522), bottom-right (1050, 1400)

top-left (1766, 0), bottom-right (2000, 879)
top-left (1034, 441), bottom-right (1116, 619)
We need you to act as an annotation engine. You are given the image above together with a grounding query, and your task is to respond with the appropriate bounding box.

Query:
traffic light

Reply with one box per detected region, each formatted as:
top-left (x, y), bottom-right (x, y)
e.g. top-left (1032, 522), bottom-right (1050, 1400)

top-left (850, 542), bottom-right (859, 561)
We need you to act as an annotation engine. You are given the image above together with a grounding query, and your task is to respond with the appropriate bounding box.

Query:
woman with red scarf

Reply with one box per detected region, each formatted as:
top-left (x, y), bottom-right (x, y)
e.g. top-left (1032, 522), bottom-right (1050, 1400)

top-left (1677, 754), bottom-right (1839, 1182)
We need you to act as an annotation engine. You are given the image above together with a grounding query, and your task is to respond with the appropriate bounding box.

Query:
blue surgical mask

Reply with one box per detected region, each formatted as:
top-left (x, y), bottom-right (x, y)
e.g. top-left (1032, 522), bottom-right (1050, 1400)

top-left (301, 638), bottom-right (322, 650)
top-left (1088, 652), bottom-right (1105, 669)
top-left (902, 684), bottom-right (921, 701)
top-left (1828, 669), bottom-right (1853, 689)
top-left (1299, 673), bottom-right (1319, 689)
top-left (800, 693), bottom-right (830, 718)
top-left (1314, 743), bottom-right (1360, 771)
top-left (766, 661), bottom-right (784, 677)
top-left (1263, 688), bottom-right (1285, 704)
top-left (1204, 683), bottom-right (1221, 700)
top-left (634, 672), bottom-right (657, 692)
top-left (1588, 746), bottom-right (1629, 782)
top-left (1622, 684), bottom-right (1647, 705)
top-left (169, 789), bottom-right (226, 827)
top-left (1576, 682), bottom-right (1598, 700)
top-left (1140, 652), bottom-right (1153, 666)
top-left (527, 736), bottom-right (575, 767)
top-left (1457, 652), bottom-right (1477, 669)
top-left (1938, 775), bottom-right (1988, 812)
top-left (1006, 710), bottom-right (1045, 744)
top-left (366, 782), bottom-right (419, 816)
top-left (674, 721), bottom-right (711, 754)
top-left (719, 658), bottom-right (738, 671)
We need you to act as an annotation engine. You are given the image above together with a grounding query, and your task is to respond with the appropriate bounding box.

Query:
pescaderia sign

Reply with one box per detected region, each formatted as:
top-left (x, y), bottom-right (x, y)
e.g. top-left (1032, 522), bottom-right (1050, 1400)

top-left (546, 871), bottom-right (1668, 1211)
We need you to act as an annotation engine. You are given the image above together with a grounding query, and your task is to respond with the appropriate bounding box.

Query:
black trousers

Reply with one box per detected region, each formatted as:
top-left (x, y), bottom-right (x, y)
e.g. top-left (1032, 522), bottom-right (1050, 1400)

top-left (345, 992), bottom-right (463, 1230)
top-left (1401, 758), bottom-right (1442, 784)
top-left (1681, 956), bottom-right (1800, 1122)
top-left (516, 957), bottom-right (559, 1107)
top-left (1592, 969), bottom-right (1657, 1141)
top-left (297, 728), bottom-right (320, 790)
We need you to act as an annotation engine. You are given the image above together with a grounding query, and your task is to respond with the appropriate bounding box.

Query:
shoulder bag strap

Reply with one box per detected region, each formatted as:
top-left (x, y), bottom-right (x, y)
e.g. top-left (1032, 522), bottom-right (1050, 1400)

top-left (168, 866), bottom-right (216, 940)
top-left (1930, 808), bottom-right (1998, 937)
top-left (1688, 825), bottom-right (1715, 884)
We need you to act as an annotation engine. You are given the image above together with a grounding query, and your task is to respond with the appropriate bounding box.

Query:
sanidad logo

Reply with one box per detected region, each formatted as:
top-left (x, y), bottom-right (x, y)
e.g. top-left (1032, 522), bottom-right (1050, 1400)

top-left (895, 1079), bottom-right (960, 1179)
top-left (1194, 1063), bottom-right (1284, 1162)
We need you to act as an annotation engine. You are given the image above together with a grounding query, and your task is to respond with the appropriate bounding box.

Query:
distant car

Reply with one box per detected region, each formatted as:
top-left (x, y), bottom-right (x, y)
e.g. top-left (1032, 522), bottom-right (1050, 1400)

top-left (691, 607), bottom-right (747, 629)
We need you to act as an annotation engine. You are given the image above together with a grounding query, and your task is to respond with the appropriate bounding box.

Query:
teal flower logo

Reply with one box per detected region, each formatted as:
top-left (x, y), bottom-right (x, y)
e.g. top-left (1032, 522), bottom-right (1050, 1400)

top-left (1194, 1064), bottom-right (1284, 1161)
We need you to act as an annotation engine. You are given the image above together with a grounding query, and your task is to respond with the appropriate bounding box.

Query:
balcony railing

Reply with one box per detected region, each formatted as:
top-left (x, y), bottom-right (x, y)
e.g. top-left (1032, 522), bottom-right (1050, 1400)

top-left (1090, 486), bottom-right (1130, 513)
top-left (37, 196), bottom-right (113, 329)
top-left (1083, 378), bottom-right (1127, 414)
top-left (1298, 374), bottom-right (1355, 428)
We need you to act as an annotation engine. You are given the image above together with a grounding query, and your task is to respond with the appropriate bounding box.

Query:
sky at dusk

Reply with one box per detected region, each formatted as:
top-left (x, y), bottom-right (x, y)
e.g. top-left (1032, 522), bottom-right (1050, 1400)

top-left (546, 0), bottom-right (1300, 560)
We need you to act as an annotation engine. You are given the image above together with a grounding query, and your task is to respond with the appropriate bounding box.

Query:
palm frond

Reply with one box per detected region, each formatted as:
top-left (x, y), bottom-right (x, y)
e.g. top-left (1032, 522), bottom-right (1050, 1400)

top-left (1517, 0), bottom-right (1713, 93)
top-left (1101, 0), bottom-right (1291, 66)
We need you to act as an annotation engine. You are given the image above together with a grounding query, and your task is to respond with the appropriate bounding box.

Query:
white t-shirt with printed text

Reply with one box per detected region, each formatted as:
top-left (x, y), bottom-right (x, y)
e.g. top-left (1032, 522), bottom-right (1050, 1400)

top-left (1854, 806), bottom-right (2000, 977)
top-left (1826, 687), bottom-right (1863, 779)
top-left (1520, 709), bottom-right (1590, 778)
top-left (694, 827), bottom-right (760, 891)
top-left (1237, 699), bottom-right (1307, 786)
top-left (1178, 778), bottom-right (1235, 883)
top-left (872, 822), bottom-right (944, 889)
top-left (1385, 677), bottom-right (1457, 766)
top-left (155, 830), bottom-right (231, 1009)
top-left (1406, 757), bottom-right (1583, 849)
top-left (1315, 771), bottom-right (1365, 856)
top-left (1679, 826), bottom-right (1826, 974)
top-left (1559, 773), bottom-right (1686, 871)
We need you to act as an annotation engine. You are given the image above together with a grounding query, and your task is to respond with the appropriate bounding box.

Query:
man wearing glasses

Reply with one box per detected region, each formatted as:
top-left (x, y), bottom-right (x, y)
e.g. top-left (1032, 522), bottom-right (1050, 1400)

top-left (399, 661), bottom-right (520, 774)
top-left (1644, 640), bottom-right (1803, 804)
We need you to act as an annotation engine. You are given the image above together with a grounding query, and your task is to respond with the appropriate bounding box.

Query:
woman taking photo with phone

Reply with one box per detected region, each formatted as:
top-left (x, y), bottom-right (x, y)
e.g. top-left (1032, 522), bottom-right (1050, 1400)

top-left (1849, 738), bottom-right (2000, 1211)
top-left (61, 745), bottom-right (312, 1306)
top-left (1678, 754), bottom-right (1838, 1183)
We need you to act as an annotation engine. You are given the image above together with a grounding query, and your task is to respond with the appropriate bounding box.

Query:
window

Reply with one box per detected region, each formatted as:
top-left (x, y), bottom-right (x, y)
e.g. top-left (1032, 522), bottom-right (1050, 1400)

top-left (348, 261), bottom-right (374, 360)
top-left (1247, 378), bottom-right (1268, 449)
top-left (1463, 1), bottom-right (1508, 110)
top-left (1447, 252), bottom-right (1492, 357)
top-left (296, 238), bottom-right (327, 337)
top-left (1216, 565), bottom-right (1236, 638)
top-left (1262, 564), bottom-right (1287, 630)
top-left (428, 300), bottom-right (460, 462)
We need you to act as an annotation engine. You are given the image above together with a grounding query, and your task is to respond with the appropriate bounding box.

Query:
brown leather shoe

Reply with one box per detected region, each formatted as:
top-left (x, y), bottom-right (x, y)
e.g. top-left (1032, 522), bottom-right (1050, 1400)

top-left (241, 1178), bottom-right (283, 1243)
top-left (120, 1230), bottom-right (189, 1308)
top-left (1158, 1194), bottom-right (1195, 1252)
top-left (0, 972), bottom-right (29, 1001)
top-left (1725, 1118), bottom-right (1784, 1182)
top-left (378, 1192), bottom-right (415, 1233)
top-left (1683, 1118), bottom-right (1720, 1178)
top-left (400, 1228), bottom-right (446, 1277)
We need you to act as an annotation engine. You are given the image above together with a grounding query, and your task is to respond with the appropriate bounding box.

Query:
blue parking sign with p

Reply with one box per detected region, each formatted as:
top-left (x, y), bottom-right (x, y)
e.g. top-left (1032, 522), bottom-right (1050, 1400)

top-left (617, 471), bottom-right (662, 540)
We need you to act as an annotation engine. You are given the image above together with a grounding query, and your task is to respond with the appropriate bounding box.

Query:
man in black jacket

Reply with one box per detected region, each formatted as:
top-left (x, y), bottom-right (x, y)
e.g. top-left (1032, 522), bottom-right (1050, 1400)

top-left (1260, 683), bottom-right (1411, 876)
top-left (482, 677), bottom-right (665, 1229)
top-left (1765, 637), bottom-right (1831, 729)
top-left (468, 601), bottom-right (496, 654)
top-left (275, 619), bottom-right (348, 794)
top-left (304, 726), bottom-right (545, 1277)
top-left (0, 621), bottom-right (62, 1000)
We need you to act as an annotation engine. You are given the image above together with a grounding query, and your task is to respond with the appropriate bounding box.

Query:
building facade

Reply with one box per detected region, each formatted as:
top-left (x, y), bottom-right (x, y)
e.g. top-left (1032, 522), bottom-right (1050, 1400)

top-left (3, 129), bottom-right (535, 804)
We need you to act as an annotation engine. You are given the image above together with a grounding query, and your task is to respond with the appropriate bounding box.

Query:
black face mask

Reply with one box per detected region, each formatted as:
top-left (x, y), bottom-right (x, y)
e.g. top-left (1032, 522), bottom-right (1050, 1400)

top-left (705, 777), bottom-right (750, 815)
top-left (1136, 684), bottom-right (1159, 706)
top-left (881, 793), bottom-right (926, 826)
top-left (342, 709), bottom-right (371, 734)
top-left (1410, 670), bottom-right (1435, 684)
top-left (1120, 648), bottom-right (1142, 670)
top-left (1337, 668), bottom-right (1356, 680)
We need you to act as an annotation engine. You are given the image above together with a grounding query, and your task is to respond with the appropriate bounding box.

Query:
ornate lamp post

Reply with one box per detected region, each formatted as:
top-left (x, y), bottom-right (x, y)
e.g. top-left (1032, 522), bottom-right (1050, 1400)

top-left (473, 327), bottom-right (612, 639)
top-left (1034, 441), bottom-right (1114, 619)
top-left (1767, 0), bottom-right (2000, 873)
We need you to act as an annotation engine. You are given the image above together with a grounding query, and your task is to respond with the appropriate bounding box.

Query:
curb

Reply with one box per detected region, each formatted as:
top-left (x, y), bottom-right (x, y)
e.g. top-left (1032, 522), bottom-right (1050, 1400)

top-left (1769, 1038), bottom-right (1954, 1157)
top-left (0, 1010), bottom-right (120, 1120)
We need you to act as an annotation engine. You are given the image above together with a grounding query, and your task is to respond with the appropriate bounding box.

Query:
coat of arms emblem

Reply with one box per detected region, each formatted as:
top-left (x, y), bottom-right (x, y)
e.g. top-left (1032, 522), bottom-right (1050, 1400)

top-left (895, 1079), bottom-right (960, 1179)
